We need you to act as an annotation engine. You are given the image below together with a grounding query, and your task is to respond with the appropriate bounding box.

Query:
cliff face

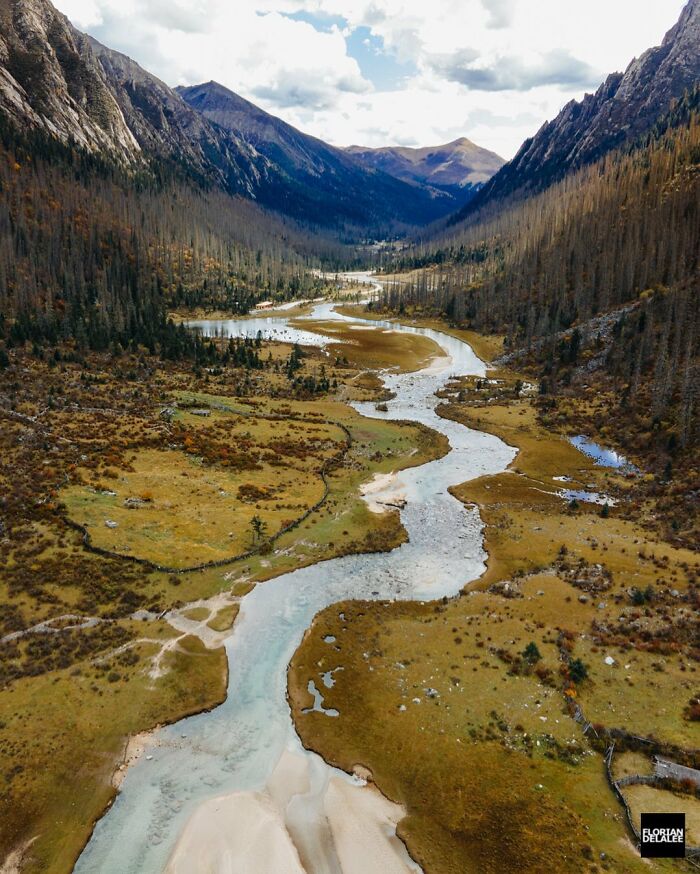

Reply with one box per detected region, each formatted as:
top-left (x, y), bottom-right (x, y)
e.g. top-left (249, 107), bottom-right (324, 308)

top-left (455, 0), bottom-right (700, 216)
top-left (0, 0), bottom-right (139, 159)
top-left (89, 43), bottom-right (268, 197)
top-left (0, 0), bottom-right (271, 194)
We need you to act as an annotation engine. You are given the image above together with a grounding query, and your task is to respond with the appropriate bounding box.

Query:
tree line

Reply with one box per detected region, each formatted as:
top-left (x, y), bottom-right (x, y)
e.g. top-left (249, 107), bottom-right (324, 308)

top-left (0, 115), bottom-right (344, 358)
top-left (374, 89), bottom-right (700, 453)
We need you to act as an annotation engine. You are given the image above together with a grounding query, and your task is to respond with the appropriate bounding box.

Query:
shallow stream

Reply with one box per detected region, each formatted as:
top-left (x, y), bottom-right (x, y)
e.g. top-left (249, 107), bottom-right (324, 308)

top-left (75, 285), bottom-right (516, 873)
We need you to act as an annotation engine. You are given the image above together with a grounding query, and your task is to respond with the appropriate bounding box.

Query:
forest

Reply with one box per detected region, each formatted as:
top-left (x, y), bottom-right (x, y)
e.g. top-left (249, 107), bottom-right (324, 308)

top-left (373, 90), bottom-right (700, 470)
top-left (0, 118), bottom-right (342, 358)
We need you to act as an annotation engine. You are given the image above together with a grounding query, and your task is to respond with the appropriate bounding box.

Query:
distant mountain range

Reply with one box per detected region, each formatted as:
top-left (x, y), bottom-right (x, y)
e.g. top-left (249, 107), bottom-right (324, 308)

top-left (345, 138), bottom-right (504, 203)
top-left (176, 81), bottom-right (493, 229)
top-left (2, 0), bottom-right (696, 241)
top-left (0, 0), bottom-right (501, 234)
top-left (453, 0), bottom-right (700, 223)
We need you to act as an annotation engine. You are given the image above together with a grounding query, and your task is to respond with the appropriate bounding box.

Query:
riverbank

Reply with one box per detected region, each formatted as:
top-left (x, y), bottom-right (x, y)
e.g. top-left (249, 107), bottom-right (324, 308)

top-left (333, 304), bottom-right (505, 364)
top-left (0, 322), bottom-right (450, 873)
top-left (289, 331), bottom-right (698, 873)
top-left (72, 295), bottom-right (512, 873)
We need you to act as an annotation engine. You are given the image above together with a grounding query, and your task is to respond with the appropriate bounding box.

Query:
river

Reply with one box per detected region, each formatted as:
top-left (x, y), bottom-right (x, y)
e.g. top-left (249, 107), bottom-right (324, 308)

top-left (75, 285), bottom-right (516, 873)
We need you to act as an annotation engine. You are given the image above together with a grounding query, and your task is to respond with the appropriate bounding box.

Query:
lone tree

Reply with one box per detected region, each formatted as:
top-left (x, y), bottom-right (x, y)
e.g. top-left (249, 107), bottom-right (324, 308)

top-left (569, 658), bottom-right (589, 684)
top-left (250, 515), bottom-right (268, 545)
top-left (522, 642), bottom-right (542, 664)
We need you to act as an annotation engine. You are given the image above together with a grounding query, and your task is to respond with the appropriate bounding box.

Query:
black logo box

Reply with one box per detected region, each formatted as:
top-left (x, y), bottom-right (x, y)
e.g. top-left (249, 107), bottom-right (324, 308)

top-left (640, 813), bottom-right (686, 859)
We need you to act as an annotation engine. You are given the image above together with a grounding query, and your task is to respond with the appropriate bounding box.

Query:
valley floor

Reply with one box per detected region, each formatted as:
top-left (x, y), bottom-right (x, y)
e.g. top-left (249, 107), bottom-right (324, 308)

top-left (289, 327), bottom-right (699, 873)
top-left (0, 325), bottom-right (447, 873)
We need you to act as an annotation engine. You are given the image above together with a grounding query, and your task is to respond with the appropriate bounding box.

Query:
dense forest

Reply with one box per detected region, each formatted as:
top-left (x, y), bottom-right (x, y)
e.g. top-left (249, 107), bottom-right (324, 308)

top-left (0, 118), bottom-right (343, 357)
top-left (374, 91), bottom-right (700, 460)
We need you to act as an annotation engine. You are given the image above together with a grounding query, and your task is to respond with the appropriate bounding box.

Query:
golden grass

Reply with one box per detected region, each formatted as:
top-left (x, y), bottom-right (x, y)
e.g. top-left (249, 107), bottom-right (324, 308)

top-left (60, 380), bottom-right (450, 574)
top-left (289, 360), bottom-right (698, 873)
top-left (625, 785), bottom-right (700, 844)
top-left (612, 751), bottom-right (654, 780)
top-left (445, 400), bottom-right (696, 592)
top-left (332, 305), bottom-right (506, 364)
top-left (182, 607), bottom-right (211, 622)
top-left (576, 638), bottom-right (697, 749)
top-left (294, 318), bottom-right (444, 372)
top-left (207, 603), bottom-right (240, 632)
top-left (0, 627), bottom-right (227, 874)
top-left (290, 589), bottom-right (657, 873)
top-left (63, 444), bottom-right (328, 568)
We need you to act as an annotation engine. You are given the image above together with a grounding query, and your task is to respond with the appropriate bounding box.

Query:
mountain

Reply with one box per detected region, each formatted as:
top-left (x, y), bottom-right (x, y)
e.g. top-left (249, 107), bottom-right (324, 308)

top-left (0, 0), bottom-right (457, 233)
top-left (345, 138), bottom-right (505, 203)
top-left (176, 80), bottom-right (457, 229)
top-left (453, 0), bottom-right (700, 220)
top-left (0, 0), bottom-right (270, 198)
top-left (0, 0), bottom-right (139, 160)
top-left (87, 40), bottom-right (271, 198)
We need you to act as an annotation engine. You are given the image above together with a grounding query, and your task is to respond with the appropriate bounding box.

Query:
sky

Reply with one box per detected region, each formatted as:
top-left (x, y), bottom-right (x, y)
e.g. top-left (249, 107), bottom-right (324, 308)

top-left (54, 0), bottom-right (688, 159)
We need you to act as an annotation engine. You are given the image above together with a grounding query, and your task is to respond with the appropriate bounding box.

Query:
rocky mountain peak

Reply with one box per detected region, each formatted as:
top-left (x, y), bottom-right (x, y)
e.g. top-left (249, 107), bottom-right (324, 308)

top-left (0, 0), bottom-right (139, 159)
top-left (456, 0), bottom-right (700, 219)
top-left (345, 138), bottom-right (505, 192)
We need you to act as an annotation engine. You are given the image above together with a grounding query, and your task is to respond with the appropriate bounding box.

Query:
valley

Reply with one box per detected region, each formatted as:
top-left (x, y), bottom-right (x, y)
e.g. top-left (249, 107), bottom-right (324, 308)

top-left (0, 0), bottom-right (698, 871)
top-left (291, 328), bottom-right (699, 873)
top-left (0, 301), bottom-right (452, 872)
top-left (71, 293), bottom-right (515, 874)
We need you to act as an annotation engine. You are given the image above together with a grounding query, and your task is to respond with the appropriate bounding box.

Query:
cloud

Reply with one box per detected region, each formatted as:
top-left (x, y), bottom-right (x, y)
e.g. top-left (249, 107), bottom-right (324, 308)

top-left (139, 0), bottom-right (212, 34)
top-left (482, 0), bottom-right (516, 29)
top-left (431, 48), bottom-right (602, 92)
top-left (53, 0), bottom-right (689, 159)
top-left (253, 68), bottom-right (369, 110)
top-left (55, 0), bottom-right (103, 28)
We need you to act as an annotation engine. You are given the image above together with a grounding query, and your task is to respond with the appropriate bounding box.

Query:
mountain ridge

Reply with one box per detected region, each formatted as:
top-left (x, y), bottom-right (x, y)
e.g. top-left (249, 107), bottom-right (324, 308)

top-left (451, 0), bottom-right (700, 222)
top-left (345, 137), bottom-right (505, 194)
top-left (0, 0), bottom-right (470, 234)
top-left (176, 79), bottom-right (466, 228)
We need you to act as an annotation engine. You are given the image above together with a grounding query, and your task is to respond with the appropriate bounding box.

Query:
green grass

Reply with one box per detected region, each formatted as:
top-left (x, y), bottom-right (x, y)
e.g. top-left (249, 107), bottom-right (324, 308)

top-left (207, 604), bottom-right (240, 632)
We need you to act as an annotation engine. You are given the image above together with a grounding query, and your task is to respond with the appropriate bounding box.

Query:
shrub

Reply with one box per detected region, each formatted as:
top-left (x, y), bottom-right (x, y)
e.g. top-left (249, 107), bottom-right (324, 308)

top-left (522, 642), bottom-right (542, 664)
top-left (569, 658), bottom-right (589, 684)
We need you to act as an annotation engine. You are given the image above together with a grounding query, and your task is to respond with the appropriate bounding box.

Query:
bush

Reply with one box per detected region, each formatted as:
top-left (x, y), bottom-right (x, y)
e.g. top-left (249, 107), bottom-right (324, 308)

top-left (522, 642), bottom-right (542, 664)
top-left (569, 658), bottom-right (589, 684)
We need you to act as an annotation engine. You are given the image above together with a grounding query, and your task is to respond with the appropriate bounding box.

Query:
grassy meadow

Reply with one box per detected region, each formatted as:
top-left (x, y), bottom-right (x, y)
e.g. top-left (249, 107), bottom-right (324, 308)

top-left (0, 322), bottom-right (450, 872)
top-left (289, 357), bottom-right (699, 873)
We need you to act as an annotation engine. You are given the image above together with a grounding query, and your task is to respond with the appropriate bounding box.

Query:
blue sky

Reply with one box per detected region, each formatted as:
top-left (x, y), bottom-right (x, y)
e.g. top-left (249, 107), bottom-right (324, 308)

top-left (281, 11), bottom-right (418, 91)
top-left (56, 0), bottom-right (689, 157)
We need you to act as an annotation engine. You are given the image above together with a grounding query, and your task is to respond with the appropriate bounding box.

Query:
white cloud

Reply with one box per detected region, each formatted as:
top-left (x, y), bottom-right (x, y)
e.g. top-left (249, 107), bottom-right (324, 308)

top-left (482, 0), bottom-right (516, 29)
top-left (53, 0), bottom-right (690, 158)
top-left (430, 48), bottom-right (600, 92)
